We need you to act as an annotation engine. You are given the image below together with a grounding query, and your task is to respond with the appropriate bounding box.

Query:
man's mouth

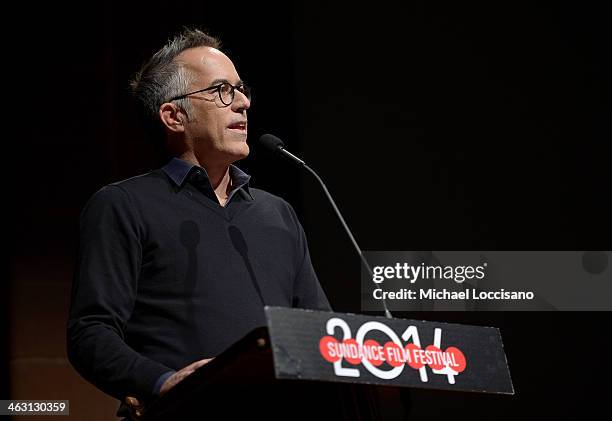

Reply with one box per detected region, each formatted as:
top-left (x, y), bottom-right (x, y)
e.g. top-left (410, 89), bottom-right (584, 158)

top-left (228, 121), bottom-right (247, 131)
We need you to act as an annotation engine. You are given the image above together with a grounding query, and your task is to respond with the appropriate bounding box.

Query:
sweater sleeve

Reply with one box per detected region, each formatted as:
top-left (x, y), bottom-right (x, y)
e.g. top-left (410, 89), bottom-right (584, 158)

top-left (67, 185), bottom-right (172, 401)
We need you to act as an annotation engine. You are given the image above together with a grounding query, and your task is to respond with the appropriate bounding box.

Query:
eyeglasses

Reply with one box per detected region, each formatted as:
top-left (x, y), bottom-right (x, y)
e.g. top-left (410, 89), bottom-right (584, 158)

top-left (168, 82), bottom-right (251, 106)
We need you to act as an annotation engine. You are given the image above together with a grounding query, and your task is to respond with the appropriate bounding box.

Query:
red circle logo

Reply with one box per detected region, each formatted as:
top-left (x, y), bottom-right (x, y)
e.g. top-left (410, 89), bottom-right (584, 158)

top-left (383, 341), bottom-right (405, 367)
top-left (446, 347), bottom-right (467, 372)
top-left (343, 339), bottom-right (362, 365)
top-left (364, 339), bottom-right (384, 366)
top-left (405, 343), bottom-right (424, 369)
top-left (319, 336), bottom-right (341, 363)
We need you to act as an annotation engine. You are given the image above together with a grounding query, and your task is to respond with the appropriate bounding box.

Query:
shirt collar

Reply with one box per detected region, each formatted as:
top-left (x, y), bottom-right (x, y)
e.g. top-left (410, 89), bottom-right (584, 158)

top-left (162, 157), bottom-right (253, 200)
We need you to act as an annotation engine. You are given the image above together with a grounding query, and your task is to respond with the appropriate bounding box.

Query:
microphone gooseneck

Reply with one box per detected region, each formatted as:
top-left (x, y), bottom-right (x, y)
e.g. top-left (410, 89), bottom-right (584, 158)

top-left (259, 134), bottom-right (393, 319)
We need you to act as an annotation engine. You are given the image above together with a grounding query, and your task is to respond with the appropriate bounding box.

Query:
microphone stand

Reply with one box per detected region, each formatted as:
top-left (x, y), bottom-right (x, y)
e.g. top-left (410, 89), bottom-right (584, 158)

top-left (278, 147), bottom-right (393, 319)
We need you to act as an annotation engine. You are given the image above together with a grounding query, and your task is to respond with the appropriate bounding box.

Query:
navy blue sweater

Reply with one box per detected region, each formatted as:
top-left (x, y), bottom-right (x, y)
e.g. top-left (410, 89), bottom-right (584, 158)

top-left (67, 158), bottom-right (330, 401)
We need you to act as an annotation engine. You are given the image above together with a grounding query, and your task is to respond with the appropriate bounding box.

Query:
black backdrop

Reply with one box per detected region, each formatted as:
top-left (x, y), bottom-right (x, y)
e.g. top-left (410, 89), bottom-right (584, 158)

top-left (7, 1), bottom-right (611, 419)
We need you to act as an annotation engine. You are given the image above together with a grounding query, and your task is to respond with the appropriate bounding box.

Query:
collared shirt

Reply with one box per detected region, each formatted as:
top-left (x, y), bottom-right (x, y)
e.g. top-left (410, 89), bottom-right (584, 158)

top-left (162, 157), bottom-right (254, 205)
top-left (67, 158), bottom-right (330, 402)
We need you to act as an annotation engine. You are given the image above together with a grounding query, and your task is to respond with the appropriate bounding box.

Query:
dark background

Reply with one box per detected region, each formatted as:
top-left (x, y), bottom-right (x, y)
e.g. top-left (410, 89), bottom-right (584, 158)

top-left (6, 1), bottom-right (611, 419)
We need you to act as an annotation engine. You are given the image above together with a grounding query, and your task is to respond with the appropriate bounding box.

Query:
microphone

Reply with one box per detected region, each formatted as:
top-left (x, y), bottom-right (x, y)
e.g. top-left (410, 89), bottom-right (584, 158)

top-left (259, 134), bottom-right (306, 167)
top-left (259, 134), bottom-right (393, 319)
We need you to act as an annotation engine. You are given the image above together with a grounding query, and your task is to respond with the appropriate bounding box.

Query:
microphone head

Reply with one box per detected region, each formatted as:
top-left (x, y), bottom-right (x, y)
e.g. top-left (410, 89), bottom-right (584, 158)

top-left (259, 133), bottom-right (285, 152)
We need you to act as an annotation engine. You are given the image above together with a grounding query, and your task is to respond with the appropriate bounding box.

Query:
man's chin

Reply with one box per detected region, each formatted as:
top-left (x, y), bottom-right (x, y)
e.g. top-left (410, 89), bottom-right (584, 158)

top-left (226, 144), bottom-right (250, 162)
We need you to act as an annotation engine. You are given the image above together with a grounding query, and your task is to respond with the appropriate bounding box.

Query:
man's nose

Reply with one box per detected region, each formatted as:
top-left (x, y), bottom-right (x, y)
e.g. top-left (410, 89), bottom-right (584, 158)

top-left (232, 90), bottom-right (250, 112)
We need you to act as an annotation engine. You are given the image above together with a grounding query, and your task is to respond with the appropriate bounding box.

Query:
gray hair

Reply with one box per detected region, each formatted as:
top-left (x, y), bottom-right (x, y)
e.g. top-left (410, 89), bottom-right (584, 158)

top-left (130, 28), bottom-right (221, 124)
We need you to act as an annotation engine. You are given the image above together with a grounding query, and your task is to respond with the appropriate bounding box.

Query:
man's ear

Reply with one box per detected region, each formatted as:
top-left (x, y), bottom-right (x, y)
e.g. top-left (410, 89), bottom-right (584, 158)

top-left (159, 103), bottom-right (185, 133)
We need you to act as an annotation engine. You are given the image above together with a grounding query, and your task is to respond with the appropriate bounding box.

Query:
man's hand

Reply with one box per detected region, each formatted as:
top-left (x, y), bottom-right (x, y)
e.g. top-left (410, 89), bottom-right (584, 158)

top-left (159, 358), bottom-right (214, 396)
top-left (124, 358), bottom-right (213, 420)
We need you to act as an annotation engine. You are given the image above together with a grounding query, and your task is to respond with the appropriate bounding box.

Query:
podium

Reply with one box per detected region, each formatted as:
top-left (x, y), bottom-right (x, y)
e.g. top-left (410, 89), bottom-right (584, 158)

top-left (141, 307), bottom-right (513, 420)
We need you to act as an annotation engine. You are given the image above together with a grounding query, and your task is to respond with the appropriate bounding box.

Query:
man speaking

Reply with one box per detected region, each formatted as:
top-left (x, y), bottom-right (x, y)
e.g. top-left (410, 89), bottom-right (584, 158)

top-left (67, 28), bottom-right (330, 415)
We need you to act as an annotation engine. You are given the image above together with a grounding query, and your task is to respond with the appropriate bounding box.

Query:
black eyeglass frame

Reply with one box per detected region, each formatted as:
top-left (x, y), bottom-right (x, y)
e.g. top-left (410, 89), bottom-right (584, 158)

top-left (168, 82), bottom-right (251, 106)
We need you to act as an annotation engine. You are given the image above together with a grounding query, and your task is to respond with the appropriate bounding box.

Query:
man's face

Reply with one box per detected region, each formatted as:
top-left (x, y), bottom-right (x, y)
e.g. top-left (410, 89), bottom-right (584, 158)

top-left (176, 46), bottom-right (251, 167)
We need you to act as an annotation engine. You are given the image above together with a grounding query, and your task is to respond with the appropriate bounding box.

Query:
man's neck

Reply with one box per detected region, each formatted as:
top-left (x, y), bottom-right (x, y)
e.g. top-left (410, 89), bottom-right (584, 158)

top-left (178, 152), bottom-right (233, 206)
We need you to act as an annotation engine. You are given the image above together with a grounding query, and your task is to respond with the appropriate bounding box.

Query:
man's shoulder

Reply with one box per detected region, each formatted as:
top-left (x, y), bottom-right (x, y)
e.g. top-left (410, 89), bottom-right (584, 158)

top-left (249, 187), bottom-right (291, 208)
top-left (91, 169), bottom-right (170, 200)
top-left (107, 169), bottom-right (168, 193)
top-left (84, 170), bottom-right (169, 209)
top-left (248, 187), bottom-right (302, 228)
top-left (249, 187), bottom-right (279, 201)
